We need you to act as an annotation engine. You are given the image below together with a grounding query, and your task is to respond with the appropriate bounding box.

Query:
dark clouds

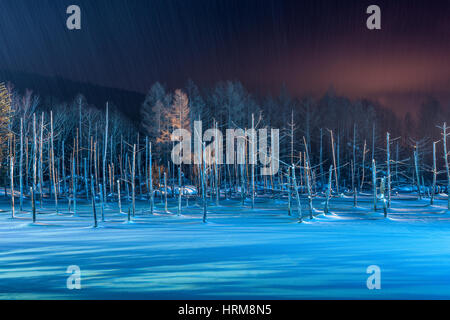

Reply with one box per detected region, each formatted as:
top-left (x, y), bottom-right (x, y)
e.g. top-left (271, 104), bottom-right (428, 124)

top-left (0, 0), bottom-right (449, 115)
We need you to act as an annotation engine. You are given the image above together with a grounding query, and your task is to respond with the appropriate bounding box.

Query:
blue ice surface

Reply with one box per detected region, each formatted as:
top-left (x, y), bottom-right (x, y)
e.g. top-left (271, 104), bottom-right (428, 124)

top-left (1, 192), bottom-right (450, 299)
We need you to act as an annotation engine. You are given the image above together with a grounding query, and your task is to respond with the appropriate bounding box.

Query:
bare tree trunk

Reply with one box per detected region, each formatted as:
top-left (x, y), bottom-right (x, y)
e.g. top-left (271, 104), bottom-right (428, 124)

top-left (39, 113), bottom-right (43, 206)
top-left (290, 110), bottom-right (294, 166)
top-left (431, 141), bottom-right (437, 205)
top-left (145, 136), bottom-right (149, 196)
top-left (319, 128), bottom-right (324, 187)
top-left (137, 134), bottom-right (143, 198)
top-left (214, 121), bottom-right (220, 206)
top-left (414, 145), bottom-right (422, 200)
top-left (251, 114), bottom-right (255, 209)
top-left (103, 103), bottom-right (109, 202)
top-left (352, 123), bottom-right (356, 201)
top-left (287, 167), bottom-right (291, 216)
top-left (178, 166), bottom-right (182, 216)
top-left (84, 158), bottom-right (89, 199)
top-left (372, 159), bottom-right (377, 211)
top-left (32, 114), bottom-right (38, 206)
top-left (395, 141), bottom-right (399, 183)
top-left (337, 133), bottom-right (341, 187)
top-left (360, 140), bottom-right (366, 190)
top-left (132, 144), bottom-right (136, 216)
top-left (372, 123), bottom-right (376, 162)
top-left (149, 142), bottom-right (154, 214)
top-left (62, 140), bottom-right (66, 197)
top-left (240, 164), bottom-right (245, 205)
top-left (330, 130), bottom-right (339, 193)
top-left (291, 165), bottom-right (303, 223)
top-left (352, 161), bottom-right (357, 207)
top-left (117, 179), bottom-right (122, 213)
top-left (164, 171), bottom-right (168, 212)
top-left (324, 165), bottom-right (333, 214)
top-left (381, 177), bottom-right (388, 217)
top-left (50, 111), bottom-right (58, 213)
top-left (202, 142), bottom-right (207, 222)
top-left (90, 175), bottom-right (97, 227)
top-left (25, 137), bottom-right (29, 194)
top-left (19, 118), bottom-right (23, 211)
top-left (10, 156), bottom-right (14, 218)
top-left (443, 123), bottom-right (450, 209)
top-left (386, 132), bottom-right (391, 208)
top-left (303, 137), bottom-right (313, 218)
top-left (99, 184), bottom-right (105, 222)
top-left (306, 160), bottom-right (313, 218)
top-left (72, 156), bottom-right (77, 215)
top-left (31, 186), bottom-right (36, 223)
top-left (79, 97), bottom-right (82, 167)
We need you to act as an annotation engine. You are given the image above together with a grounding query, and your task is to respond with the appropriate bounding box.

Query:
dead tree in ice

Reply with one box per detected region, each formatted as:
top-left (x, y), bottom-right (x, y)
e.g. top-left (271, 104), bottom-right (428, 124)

top-left (328, 129), bottom-right (339, 193)
top-left (31, 186), bottom-right (36, 223)
top-left (352, 123), bottom-right (357, 203)
top-left (132, 143), bottom-right (136, 216)
top-left (351, 161), bottom-right (357, 207)
top-left (214, 121), bottom-right (220, 206)
top-left (103, 103), bottom-right (109, 202)
top-left (303, 136), bottom-right (313, 218)
top-left (441, 123), bottom-right (450, 209)
top-left (72, 156), bottom-right (77, 215)
top-left (10, 156), bottom-right (14, 218)
top-left (305, 160), bottom-right (313, 218)
top-left (240, 161), bottom-right (245, 205)
top-left (32, 114), bottom-right (38, 205)
top-left (50, 111), bottom-right (58, 213)
top-left (380, 177), bottom-right (388, 218)
top-left (202, 142), bottom-right (207, 223)
top-left (324, 165), bottom-right (333, 214)
top-left (117, 179), bottom-right (122, 213)
top-left (38, 113), bottom-right (44, 206)
top-left (90, 175), bottom-right (97, 227)
top-left (372, 123), bottom-right (376, 163)
top-left (291, 165), bottom-right (303, 223)
top-left (431, 141), bottom-right (437, 205)
top-left (336, 134), bottom-right (341, 186)
top-left (19, 118), bottom-right (23, 211)
top-left (288, 110), bottom-right (295, 166)
top-left (386, 132), bottom-right (391, 208)
top-left (62, 140), bottom-right (66, 197)
top-left (178, 166), bottom-right (182, 216)
top-left (413, 144), bottom-right (422, 200)
top-left (287, 167), bottom-right (291, 216)
top-left (319, 128), bottom-right (324, 187)
top-left (395, 141), bottom-right (399, 184)
top-left (99, 184), bottom-right (105, 222)
top-left (372, 159), bottom-right (377, 210)
top-left (149, 142), bottom-right (154, 214)
top-left (84, 158), bottom-right (89, 199)
top-left (164, 171), bottom-right (168, 212)
top-left (360, 140), bottom-right (367, 190)
top-left (251, 114), bottom-right (255, 209)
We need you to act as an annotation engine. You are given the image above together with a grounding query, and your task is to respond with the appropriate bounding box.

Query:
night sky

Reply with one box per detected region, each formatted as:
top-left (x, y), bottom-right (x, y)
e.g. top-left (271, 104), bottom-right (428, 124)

top-left (1, 0), bottom-right (450, 115)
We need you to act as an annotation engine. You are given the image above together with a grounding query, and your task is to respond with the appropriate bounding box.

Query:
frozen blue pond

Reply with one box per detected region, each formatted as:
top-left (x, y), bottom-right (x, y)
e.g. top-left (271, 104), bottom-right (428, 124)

top-left (1, 193), bottom-right (450, 299)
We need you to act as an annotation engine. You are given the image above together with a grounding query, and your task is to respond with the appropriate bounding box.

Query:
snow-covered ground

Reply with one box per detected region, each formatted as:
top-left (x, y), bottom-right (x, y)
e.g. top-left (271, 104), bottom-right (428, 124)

top-left (1, 192), bottom-right (450, 299)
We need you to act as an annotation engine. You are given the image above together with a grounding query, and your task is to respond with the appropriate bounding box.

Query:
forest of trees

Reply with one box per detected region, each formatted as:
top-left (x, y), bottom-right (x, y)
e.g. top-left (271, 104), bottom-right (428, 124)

top-left (1, 80), bottom-right (450, 180)
top-left (1, 78), bottom-right (450, 221)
